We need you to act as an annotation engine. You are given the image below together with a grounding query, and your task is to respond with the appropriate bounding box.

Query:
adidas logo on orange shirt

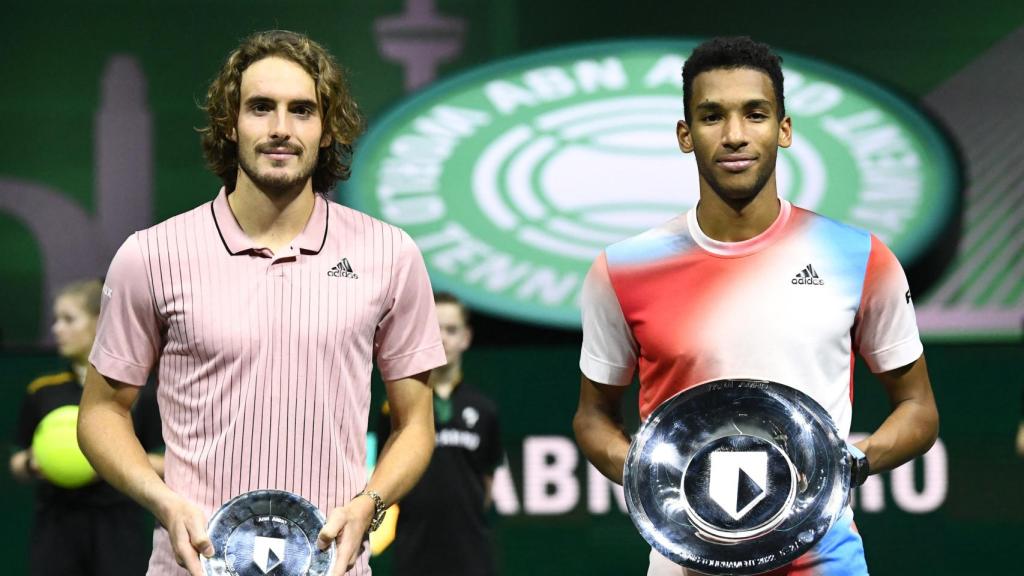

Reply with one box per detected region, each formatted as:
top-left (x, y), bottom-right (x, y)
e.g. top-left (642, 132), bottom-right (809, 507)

top-left (792, 264), bottom-right (824, 286)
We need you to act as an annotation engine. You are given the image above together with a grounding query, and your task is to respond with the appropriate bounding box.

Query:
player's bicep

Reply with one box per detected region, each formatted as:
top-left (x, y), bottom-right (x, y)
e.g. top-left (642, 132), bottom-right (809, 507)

top-left (383, 371), bottom-right (432, 431)
top-left (577, 373), bottom-right (629, 424)
top-left (81, 365), bottom-right (141, 416)
top-left (874, 354), bottom-right (935, 409)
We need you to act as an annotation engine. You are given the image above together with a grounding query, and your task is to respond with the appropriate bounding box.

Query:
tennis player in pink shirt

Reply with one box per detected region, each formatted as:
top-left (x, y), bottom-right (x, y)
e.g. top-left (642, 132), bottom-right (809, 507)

top-left (78, 30), bottom-right (445, 576)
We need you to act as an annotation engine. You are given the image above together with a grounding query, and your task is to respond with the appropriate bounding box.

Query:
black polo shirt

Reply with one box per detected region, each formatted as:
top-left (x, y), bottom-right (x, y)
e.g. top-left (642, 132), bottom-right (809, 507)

top-left (14, 370), bottom-right (163, 508)
top-left (378, 381), bottom-right (504, 576)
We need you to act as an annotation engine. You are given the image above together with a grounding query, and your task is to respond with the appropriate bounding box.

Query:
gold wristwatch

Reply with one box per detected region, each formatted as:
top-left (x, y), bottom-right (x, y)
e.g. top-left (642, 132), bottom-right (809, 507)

top-left (356, 489), bottom-right (387, 532)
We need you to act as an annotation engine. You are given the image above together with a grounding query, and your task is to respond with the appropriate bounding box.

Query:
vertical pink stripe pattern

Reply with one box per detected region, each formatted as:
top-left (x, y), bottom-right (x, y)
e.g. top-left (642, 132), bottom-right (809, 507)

top-left (101, 191), bottom-right (446, 575)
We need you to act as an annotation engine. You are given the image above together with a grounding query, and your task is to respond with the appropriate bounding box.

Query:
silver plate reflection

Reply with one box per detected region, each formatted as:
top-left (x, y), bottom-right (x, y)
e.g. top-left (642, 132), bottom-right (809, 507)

top-left (203, 489), bottom-right (335, 576)
top-left (624, 380), bottom-right (852, 575)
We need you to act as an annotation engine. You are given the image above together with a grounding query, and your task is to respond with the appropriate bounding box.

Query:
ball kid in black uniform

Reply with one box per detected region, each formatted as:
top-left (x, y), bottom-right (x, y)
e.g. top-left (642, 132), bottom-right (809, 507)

top-left (377, 292), bottom-right (504, 576)
top-left (9, 279), bottom-right (164, 576)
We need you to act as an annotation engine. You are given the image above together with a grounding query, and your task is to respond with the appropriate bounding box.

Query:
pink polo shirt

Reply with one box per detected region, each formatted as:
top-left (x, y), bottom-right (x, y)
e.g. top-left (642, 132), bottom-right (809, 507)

top-left (90, 188), bottom-right (445, 575)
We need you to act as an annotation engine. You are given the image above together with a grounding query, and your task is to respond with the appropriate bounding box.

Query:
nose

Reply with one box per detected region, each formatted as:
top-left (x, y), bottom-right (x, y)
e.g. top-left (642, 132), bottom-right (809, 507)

top-left (269, 107), bottom-right (292, 140)
top-left (721, 115), bottom-right (747, 150)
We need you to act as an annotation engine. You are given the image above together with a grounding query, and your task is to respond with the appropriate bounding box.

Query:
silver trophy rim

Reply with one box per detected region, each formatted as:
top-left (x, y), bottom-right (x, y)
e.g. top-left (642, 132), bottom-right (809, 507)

top-left (623, 379), bottom-right (852, 576)
top-left (201, 489), bottom-right (336, 576)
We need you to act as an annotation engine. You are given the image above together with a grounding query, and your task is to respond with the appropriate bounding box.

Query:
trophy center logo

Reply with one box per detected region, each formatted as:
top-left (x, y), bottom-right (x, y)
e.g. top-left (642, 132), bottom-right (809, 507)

top-left (708, 451), bottom-right (769, 521)
top-left (253, 536), bottom-right (287, 573)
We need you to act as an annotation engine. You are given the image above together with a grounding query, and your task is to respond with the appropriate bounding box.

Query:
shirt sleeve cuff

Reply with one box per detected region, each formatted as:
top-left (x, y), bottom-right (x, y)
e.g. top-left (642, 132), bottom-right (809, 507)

top-left (90, 347), bottom-right (150, 387)
top-left (580, 352), bottom-right (635, 387)
top-left (862, 339), bottom-right (924, 374)
top-left (378, 343), bottom-right (447, 382)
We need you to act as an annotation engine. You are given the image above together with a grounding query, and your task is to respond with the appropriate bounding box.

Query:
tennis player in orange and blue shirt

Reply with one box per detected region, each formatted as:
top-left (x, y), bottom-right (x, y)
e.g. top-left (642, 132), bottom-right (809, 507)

top-left (573, 36), bottom-right (939, 576)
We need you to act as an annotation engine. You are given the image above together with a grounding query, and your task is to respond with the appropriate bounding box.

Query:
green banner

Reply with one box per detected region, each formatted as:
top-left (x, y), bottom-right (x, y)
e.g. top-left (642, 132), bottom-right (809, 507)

top-left (349, 39), bottom-right (959, 327)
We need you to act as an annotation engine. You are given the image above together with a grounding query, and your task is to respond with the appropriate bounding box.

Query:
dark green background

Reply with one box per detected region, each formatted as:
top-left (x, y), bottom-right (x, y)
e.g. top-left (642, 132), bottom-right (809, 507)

top-left (2, 1), bottom-right (1023, 574)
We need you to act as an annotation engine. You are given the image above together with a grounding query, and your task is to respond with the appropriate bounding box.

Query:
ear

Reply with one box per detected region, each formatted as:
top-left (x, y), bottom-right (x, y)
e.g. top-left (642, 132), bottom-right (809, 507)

top-left (320, 131), bottom-right (333, 148)
top-left (677, 120), bottom-right (694, 153)
top-left (464, 326), bottom-right (473, 350)
top-left (227, 127), bottom-right (237, 143)
top-left (778, 116), bottom-right (793, 149)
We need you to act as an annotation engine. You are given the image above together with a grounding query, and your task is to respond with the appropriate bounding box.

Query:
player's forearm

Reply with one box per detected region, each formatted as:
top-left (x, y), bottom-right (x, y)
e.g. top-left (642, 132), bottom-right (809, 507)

top-left (148, 452), bottom-right (166, 478)
top-left (573, 408), bottom-right (631, 485)
top-left (855, 396), bottom-right (938, 474)
top-left (78, 369), bottom-right (178, 520)
top-left (79, 402), bottom-right (175, 511)
top-left (368, 413), bottom-right (434, 506)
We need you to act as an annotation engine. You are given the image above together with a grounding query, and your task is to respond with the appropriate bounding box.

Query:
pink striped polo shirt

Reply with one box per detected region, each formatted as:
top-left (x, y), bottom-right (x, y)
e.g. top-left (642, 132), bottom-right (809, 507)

top-left (90, 188), bottom-right (445, 575)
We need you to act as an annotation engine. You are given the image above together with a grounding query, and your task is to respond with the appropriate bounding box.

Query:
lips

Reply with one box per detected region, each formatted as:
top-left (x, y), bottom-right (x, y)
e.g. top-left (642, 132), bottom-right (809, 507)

top-left (716, 155), bottom-right (757, 172)
top-left (263, 152), bottom-right (297, 161)
top-left (257, 144), bottom-right (301, 160)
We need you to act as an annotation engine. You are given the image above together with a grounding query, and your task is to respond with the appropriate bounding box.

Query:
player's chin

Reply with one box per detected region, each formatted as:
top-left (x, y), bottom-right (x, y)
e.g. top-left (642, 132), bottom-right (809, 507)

top-left (713, 183), bottom-right (762, 203)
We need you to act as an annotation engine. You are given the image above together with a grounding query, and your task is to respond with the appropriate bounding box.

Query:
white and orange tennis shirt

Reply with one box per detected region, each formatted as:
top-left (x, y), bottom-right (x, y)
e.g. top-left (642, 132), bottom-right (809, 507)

top-left (580, 198), bottom-right (923, 438)
top-left (90, 188), bottom-right (445, 575)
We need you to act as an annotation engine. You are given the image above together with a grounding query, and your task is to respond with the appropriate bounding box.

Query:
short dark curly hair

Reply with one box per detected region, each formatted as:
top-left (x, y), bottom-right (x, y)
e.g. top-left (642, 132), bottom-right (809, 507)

top-left (682, 36), bottom-right (785, 124)
top-left (199, 30), bottom-right (365, 193)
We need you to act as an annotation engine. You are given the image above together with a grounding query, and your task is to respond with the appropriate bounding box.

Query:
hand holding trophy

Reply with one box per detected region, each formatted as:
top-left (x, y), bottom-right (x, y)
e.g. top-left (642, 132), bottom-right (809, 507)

top-left (624, 379), bottom-right (867, 576)
top-left (202, 490), bottom-right (335, 576)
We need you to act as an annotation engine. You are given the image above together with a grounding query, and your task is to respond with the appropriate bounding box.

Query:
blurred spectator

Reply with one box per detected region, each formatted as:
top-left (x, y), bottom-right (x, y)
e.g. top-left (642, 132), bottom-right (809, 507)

top-left (8, 279), bottom-right (163, 576)
top-left (376, 292), bottom-right (504, 576)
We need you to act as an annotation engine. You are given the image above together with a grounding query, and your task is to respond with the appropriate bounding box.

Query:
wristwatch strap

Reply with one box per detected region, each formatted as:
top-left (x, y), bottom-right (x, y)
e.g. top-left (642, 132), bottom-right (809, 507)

top-left (356, 489), bottom-right (387, 532)
top-left (845, 442), bottom-right (870, 487)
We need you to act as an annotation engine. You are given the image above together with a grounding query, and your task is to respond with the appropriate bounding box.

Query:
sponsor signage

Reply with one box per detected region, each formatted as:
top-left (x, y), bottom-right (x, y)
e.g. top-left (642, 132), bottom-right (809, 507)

top-left (350, 39), bottom-right (959, 327)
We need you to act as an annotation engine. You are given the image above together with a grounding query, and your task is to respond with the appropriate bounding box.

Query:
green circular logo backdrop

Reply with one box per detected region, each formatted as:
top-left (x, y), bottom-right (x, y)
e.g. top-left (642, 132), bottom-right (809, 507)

top-left (349, 39), bottom-right (959, 328)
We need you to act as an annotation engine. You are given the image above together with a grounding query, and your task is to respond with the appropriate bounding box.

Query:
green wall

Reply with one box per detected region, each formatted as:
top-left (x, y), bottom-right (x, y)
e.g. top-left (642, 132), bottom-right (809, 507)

top-left (2, 2), bottom-right (1023, 574)
top-left (2, 0), bottom-right (1023, 344)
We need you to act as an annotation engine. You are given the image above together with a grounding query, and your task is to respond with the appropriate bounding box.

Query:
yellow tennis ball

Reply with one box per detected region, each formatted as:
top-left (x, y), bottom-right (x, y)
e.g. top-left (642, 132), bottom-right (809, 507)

top-left (32, 405), bottom-right (97, 488)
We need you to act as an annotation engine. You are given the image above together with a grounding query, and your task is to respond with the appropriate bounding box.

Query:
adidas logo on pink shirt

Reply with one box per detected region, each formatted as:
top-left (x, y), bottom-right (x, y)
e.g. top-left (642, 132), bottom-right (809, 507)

top-left (327, 258), bottom-right (359, 279)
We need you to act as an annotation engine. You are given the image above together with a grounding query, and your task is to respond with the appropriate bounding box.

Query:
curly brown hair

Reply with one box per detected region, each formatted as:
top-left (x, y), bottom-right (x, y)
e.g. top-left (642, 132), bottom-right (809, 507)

top-left (200, 30), bottom-right (365, 193)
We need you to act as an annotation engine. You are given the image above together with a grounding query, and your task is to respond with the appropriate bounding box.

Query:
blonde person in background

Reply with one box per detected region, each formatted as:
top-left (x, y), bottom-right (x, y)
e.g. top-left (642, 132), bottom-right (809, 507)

top-left (9, 279), bottom-right (164, 576)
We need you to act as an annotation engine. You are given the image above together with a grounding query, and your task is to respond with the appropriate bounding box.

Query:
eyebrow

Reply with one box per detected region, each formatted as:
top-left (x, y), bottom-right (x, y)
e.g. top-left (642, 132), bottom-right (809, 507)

top-left (243, 95), bottom-right (320, 110)
top-left (695, 99), bottom-right (774, 111)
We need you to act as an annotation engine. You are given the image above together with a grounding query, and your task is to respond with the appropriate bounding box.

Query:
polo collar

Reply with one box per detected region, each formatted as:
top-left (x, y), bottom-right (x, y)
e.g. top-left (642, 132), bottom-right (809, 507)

top-left (212, 187), bottom-right (329, 256)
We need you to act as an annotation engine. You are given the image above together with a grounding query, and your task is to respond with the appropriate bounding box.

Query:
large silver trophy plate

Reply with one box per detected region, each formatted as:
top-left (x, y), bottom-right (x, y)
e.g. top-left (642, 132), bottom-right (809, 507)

top-left (203, 489), bottom-right (335, 576)
top-left (624, 379), bottom-right (855, 575)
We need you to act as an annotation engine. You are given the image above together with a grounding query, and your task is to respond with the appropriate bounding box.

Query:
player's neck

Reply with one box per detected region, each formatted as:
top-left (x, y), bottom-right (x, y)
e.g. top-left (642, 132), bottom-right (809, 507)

top-left (431, 363), bottom-right (462, 399)
top-left (695, 183), bottom-right (781, 243)
top-left (228, 177), bottom-right (316, 254)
